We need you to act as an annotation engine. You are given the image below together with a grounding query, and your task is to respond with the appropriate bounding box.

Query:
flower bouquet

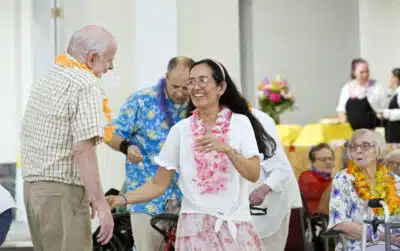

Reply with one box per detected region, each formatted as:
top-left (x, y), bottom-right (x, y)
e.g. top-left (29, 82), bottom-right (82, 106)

top-left (257, 76), bottom-right (295, 124)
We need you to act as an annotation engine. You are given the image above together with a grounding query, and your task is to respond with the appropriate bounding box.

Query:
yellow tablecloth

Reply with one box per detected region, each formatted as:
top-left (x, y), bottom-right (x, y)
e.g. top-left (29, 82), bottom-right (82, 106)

top-left (292, 123), bottom-right (353, 146)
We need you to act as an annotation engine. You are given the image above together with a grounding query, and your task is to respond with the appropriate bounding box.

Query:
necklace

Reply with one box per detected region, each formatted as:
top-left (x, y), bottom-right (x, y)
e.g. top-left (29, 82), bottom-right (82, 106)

top-left (55, 53), bottom-right (115, 142)
top-left (190, 106), bottom-right (232, 195)
top-left (347, 160), bottom-right (400, 216)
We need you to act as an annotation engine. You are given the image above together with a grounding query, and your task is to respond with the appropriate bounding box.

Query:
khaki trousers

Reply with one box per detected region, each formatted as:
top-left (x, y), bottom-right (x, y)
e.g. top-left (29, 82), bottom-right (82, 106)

top-left (24, 181), bottom-right (92, 251)
top-left (130, 213), bottom-right (164, 251)
top-left (261, 212), bottom-right (291, 251)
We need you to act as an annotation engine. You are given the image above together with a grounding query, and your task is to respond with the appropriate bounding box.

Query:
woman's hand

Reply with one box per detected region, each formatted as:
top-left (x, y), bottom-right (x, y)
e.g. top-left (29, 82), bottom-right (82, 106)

top-left (106, 195), bottom-right (124, 210)
top-left (195, 136), bottom-right (231, 153)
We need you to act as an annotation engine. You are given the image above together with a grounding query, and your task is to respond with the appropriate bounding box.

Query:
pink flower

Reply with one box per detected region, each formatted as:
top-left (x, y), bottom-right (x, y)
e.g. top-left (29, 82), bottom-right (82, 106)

top-left (269, 92), bottom-right (281, 103)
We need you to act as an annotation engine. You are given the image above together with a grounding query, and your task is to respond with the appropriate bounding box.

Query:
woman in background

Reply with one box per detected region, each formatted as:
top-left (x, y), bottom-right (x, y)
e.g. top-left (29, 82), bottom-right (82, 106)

top-left (379, 68), bottom-right (400, 143)
top-left (107, 59), bottom-right (277, 250)
top-left (337, 58), bottom-right (386, 130)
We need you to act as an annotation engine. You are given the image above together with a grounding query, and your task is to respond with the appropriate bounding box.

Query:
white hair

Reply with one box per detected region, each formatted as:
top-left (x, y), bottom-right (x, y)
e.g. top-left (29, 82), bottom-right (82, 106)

top-left (347, 129), bottom-right (387, 162)
top-left (66, 26), bottom-right (112, 62)
top-left (385, 149), bottom-right (400, 160)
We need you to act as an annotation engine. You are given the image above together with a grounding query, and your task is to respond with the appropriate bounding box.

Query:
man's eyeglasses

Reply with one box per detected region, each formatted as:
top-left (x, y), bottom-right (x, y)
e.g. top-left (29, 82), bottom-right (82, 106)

top-left (315, 157), bottom-right (334, 162)
top-left (186, 76), bottom-right (210, 90)
top-left (349, 142), bottom-right (375, 152)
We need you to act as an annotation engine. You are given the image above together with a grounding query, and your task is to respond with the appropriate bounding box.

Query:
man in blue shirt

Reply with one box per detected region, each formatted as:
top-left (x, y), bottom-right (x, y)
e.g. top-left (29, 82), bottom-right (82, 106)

top-left (107, 56), bottom-right (194, 251)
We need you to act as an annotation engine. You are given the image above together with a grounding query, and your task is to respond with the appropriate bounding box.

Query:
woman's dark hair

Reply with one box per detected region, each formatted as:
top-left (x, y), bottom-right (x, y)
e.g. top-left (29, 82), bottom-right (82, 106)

top-left (308, 143), bottom-right (334, 162)
top-left (186, 59), bottom-right (276, 159)
top-left (350, 58), bottom-right (368, 79)
top-left (392, 68), bottom-right (400, 85)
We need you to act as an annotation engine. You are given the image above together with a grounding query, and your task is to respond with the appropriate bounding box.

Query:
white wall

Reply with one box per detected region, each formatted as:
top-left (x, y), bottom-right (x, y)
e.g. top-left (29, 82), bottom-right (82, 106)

top-left (245, 0), bottom-right (361, 124)
top-left (0, 0), bottom-right (19, 163)
top-left (359, 0), bottom-right (400, 87)
top-left (177, 0), bottom-right (242, 89)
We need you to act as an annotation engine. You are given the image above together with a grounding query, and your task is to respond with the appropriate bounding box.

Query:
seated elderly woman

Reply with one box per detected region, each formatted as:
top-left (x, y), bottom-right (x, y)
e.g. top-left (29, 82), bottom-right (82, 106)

top-left (328, 129), bottom-right (400, 250)
top-left (386, 149), bottom-right (400, 178)
top-left (298, 143), bottom-right (334, 215)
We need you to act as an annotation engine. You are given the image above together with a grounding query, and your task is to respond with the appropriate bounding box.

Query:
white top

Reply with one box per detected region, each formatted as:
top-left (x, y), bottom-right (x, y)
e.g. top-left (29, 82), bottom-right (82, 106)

top-left (0, 184), bottom-right (16, 214)
top-left (154, 112), bottom-right (260, 240)
top-left (336, 80), bottom-right (386, 113)
top-left (383, 86), bottom-right (400, 121)
top-left (249, 108), bottom-right (302, 238)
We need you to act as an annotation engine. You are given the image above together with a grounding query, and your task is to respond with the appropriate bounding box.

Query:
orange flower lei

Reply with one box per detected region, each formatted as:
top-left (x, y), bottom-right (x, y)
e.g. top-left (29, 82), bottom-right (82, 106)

top-left (55, 53), bottom-right (115, 142)
top-left (347, 160), bottom-right (400, 216)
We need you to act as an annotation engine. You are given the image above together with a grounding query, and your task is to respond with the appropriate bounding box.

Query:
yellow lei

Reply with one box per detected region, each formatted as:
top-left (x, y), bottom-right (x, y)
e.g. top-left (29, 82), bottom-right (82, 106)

top-left (347, 160), bottom-right (400, 216)
top-left (55, 53), bottom-right (115, 142)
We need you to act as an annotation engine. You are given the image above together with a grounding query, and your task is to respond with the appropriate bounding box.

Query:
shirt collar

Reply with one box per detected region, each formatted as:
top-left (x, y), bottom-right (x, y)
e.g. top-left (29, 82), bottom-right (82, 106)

top-left (311, 167), bottom-right (331, 180)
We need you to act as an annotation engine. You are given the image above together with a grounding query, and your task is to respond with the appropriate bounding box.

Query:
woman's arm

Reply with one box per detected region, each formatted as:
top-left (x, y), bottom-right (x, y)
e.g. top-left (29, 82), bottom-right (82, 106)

top-left (226, 149), bottom-right (260, 182)
top-left (334, 222), bottom-right (363, 240)
top-left (107, 167), bottom-right (174, 208)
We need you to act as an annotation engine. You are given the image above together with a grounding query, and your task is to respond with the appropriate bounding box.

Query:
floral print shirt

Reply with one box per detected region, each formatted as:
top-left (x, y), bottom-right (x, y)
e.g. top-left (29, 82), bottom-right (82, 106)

top-left (328, 170), bottom-right (400, 250)
top-left (114, 81), bottom-right (187, 215)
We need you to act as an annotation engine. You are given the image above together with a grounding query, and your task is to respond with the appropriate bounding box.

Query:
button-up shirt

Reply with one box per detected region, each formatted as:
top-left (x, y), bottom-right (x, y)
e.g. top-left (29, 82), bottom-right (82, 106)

top-left (114, 80), bottom-right (187, 215)
top-left (21, 55), bottom-right (104, 186)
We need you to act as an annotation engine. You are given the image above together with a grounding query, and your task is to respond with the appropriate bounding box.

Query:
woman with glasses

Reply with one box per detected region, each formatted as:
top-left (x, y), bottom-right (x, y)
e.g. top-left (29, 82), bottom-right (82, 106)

top-left (298, 143), bottom-right (335, 216)
top-left (328, 129), bottom-right (400, 250)
top-left (378, 68), bottom-right (400, 143)
top-left (106, 59), bottom-right (276, 250)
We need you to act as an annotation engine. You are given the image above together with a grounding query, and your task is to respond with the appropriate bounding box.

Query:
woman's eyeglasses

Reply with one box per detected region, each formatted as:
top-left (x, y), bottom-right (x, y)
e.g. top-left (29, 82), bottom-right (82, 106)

top-left (349, 142), bottom-right (375, 152)
top-left (186, 77), bottom-right (210, 90)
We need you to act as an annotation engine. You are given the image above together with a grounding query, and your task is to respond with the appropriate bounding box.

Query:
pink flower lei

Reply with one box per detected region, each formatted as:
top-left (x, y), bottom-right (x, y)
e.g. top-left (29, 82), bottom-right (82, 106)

top-left (190, 106), bottom-right (232, 195)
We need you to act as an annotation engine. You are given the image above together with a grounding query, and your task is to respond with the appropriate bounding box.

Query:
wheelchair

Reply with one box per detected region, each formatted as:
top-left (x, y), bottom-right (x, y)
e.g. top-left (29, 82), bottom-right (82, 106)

top-left (92, 189), bottom-right (134, 251)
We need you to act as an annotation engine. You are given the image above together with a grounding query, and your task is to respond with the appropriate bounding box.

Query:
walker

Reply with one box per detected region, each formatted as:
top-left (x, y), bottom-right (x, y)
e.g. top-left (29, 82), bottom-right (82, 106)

top-left (360, 198), bottom-right (400, 251)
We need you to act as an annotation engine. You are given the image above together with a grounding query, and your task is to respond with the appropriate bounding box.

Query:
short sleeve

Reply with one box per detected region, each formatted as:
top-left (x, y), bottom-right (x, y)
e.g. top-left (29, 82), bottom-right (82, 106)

top-left (113, 94), bottom-right (140, 140)
top-left (154, 124), bottom-right (180, 171)
top-left (71, 84), bottom-right (103, 144)
top-left (328, 171), bottom-right (353, 229)
top-left (238, 115), bottom-right (260, 159)
top-left (336, 84), bottom-right (349, 113)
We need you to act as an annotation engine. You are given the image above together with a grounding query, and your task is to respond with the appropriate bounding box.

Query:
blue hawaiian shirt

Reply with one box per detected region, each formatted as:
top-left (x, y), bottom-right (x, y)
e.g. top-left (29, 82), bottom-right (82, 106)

top-left (113, 80), bottom-right (187, 215)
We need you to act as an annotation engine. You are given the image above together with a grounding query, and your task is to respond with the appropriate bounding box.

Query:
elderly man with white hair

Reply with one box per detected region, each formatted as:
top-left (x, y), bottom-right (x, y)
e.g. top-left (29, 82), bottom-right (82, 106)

top-left (20, 25), bottom-right (117, 250)
top-left (249, 108), bottom-right (302, 251)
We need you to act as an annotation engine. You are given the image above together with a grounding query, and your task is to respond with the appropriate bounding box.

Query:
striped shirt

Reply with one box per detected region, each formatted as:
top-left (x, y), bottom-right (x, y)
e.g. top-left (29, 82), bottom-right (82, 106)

top-left (20, 56), bottom-right (104, 186)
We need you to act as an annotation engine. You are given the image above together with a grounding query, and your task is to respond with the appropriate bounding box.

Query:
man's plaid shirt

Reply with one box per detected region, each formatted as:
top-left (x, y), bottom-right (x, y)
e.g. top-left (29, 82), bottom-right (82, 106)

top-left (21, 57), bottom-right (104, 186)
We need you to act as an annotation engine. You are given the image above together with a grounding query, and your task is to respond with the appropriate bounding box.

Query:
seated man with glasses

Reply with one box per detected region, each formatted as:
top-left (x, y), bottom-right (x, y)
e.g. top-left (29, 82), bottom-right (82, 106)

top-left (299, 143), bottom-right (335, 215)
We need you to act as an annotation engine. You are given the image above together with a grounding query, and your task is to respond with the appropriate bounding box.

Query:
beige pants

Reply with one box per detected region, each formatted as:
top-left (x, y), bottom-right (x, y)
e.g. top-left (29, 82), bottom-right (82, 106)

top-left (24, 181), bottom-right (92, 251)
top-left (131, 213), bottom-right (164, 251)
top-left (261, 212), bottom-right (291, 251)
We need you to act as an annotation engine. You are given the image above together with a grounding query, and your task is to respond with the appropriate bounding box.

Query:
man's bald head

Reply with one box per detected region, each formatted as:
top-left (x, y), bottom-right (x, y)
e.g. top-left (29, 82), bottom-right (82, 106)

top-left (165, 56), bottom-right (195, 104)
top-left (67, 25), bottom-right (117, 77)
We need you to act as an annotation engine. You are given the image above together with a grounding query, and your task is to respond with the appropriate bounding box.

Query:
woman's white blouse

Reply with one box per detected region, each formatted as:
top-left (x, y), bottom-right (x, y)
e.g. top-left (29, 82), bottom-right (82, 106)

top-left (336, 80), bottom-right (386, 113)
top-left (154, 113), bottom-right (260, 239)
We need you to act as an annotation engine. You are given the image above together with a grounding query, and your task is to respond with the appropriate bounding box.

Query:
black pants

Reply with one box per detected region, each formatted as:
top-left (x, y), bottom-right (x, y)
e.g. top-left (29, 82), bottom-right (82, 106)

top-left (0, 209), bottom-right (13, 246)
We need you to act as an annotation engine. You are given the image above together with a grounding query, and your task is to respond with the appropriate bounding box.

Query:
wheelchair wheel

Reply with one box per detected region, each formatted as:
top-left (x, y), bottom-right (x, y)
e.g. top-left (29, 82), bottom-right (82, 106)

top-left (93, 234), bottom-right (126, 251)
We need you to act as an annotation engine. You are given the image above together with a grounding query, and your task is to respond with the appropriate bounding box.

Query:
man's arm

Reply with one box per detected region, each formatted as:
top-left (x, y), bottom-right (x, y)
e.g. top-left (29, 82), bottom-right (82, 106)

top-left (106, 134), bottom-right (125, 152)
top-left (72, 138), bottom-right (106, 206)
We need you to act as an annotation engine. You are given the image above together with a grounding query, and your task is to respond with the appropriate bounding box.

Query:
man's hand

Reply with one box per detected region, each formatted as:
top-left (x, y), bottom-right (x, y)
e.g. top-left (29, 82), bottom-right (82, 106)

top-left (249, 184), bottom-right (271, 206)
top-left (106, 195), bottom-right (124, 210)
top-left (94, 201), bottom-right (114, 245)
top-left (127, 145), bottom-right (143, 163)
